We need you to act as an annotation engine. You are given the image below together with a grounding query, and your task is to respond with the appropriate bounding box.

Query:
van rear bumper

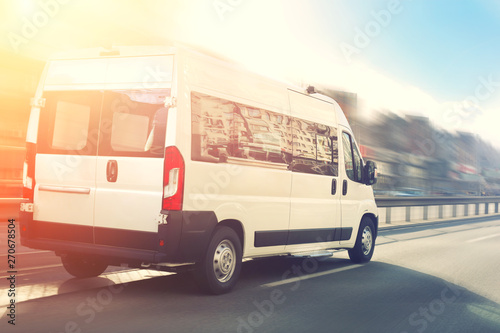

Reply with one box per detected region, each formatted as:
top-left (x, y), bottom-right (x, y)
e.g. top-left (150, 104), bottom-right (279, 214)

top-left (19, 210), bottom-right (218, 265)
top-left (24, 237), bottom-right (164, 264)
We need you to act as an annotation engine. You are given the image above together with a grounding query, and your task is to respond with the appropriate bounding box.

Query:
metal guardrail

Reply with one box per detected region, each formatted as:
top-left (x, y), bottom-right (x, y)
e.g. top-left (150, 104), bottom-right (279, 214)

top-left (375, 196), bottom-right (500, 224)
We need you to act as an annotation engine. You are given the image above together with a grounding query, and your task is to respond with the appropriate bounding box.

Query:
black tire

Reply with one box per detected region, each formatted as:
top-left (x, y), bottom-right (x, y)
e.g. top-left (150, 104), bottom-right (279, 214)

top-left (195, 226), bottom-right (242, 295)
top-left (61, 254), bottom-right (108, 278)
top-left (348, 217), bottom-right (376, 264)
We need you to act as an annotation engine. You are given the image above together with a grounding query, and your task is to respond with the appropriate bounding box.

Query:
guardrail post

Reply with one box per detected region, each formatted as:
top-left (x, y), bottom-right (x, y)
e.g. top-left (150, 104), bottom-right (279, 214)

top-left (423, 206), bottom-right (429, 220)
top-left (485, 203), bottom-right (489, 214)
top-left (386, 207), bottom-right (391, 224)
top-left (406, 206), bottom-right (411, 222)
top-left (475, 203), bottom-right (479, 215)
top-left (464, 204), bottom-right (469, 217)
top-left (439, 205), bottom-right (443, 219)
top-left (453, 205), bottom-right (457, 217)
top-left (496, 203), bottom-right (499, 213)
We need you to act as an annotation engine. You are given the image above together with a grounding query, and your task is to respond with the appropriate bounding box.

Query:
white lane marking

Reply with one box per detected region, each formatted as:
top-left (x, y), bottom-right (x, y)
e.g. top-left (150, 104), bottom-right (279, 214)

top-left (0, 250), bottom-right (51, 257)
top-left (261, 264), bottom-right (363, 289)
top-left (466, 233), bottom-right (500, 243)
top-left (0, 264), bottom-right (63, 278)
top-left (0, 268), bottom-right (173, 319)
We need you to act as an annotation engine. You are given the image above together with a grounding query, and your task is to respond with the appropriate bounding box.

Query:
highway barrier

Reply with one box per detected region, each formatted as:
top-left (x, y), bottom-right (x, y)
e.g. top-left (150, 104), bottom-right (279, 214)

top-left (376, 196), bottom-right (500, 225)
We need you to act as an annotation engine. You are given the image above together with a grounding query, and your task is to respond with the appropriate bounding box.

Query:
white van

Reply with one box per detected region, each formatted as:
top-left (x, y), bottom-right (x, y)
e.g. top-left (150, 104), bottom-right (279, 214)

top-left (20, 46), bottom-right (378, 294)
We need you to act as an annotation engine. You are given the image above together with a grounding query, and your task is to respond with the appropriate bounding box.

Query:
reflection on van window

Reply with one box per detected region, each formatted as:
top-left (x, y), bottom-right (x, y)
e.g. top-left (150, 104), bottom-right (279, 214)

top-left (38, 89), bottom-right (169, 157)
top-left (52, 101), bottom-right (90, 150)
top-left (343, 132), bottom-right (363, 182)
top-left (100, 90), bottom-right (169, 157)
top-left (191, 91), bottom-right (338, 176)
top-left (290, 118), bottom-right (338, 176)
top-left (111, 113), bottom-right (149, 152)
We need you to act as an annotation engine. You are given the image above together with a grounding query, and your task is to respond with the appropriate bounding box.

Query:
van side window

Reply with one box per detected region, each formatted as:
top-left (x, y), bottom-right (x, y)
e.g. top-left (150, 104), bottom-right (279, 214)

top-left (342, 132), bottom-right (363, 182)
top-left (290, 119), bottom-right (338, 176)
top-left (191, 91), bottom-right (338, 175)
top-left (191, 92), bottom-right (288, 165)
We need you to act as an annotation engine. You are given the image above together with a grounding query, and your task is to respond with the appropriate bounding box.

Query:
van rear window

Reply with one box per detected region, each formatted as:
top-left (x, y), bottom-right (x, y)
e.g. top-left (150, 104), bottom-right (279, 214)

top-left (52, 101), bottom-right (91, 150)
top-left (38, 91), bottom-right (101, 156)
top-left (38, 90), bottom-right (169, 158)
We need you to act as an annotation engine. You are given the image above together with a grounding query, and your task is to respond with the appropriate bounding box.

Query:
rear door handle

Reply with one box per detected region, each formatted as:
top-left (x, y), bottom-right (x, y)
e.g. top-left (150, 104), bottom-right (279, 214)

top-left (106, 160), bottom-right (118, 182)
top-left (331, 179), bottom-right (337, 195)
top-left (342, 180), bottom-right (348, 196)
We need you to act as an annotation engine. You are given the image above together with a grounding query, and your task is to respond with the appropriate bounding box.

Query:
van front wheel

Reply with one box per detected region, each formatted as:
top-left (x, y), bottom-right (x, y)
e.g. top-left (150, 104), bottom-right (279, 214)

top-left (195, 226), bottom-right (242, 294)
top-left (61, 254), bottom-right (108, 278)
top-left (348, 218), bottom-right (375, 263)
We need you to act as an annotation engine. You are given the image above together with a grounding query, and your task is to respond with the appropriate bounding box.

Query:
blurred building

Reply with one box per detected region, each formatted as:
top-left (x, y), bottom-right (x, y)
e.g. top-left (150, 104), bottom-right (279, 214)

top-left (356, 111), bottom-right (500, 196)
top-left (0, 50), bottom-right (43, 197)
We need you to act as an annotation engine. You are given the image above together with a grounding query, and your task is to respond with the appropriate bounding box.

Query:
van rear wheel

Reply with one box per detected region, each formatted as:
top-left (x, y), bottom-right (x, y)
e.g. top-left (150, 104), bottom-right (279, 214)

top-left (348, 217), bottom-right (375, 263)
top-left (61, 254), bottom-right (108, 278)
top-left (195, 226), bottom-right (242, 294)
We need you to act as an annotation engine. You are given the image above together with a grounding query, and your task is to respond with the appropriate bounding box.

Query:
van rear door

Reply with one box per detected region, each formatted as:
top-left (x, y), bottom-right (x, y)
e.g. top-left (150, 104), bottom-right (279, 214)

top-left (93, 89), bottom-right (170, 250)
top-left (34, 54), bottom-right (173, 247)
top-left (35, 90), bottom-right (102, 242)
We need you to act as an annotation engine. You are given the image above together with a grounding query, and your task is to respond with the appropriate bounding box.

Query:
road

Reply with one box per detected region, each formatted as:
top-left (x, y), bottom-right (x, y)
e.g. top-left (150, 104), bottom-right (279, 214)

top-left (1, 217), bottom-right (500, 333)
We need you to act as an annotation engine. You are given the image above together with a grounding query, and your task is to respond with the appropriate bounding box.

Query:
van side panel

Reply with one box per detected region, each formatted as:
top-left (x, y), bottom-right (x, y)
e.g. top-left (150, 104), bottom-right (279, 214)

top-left (177, 53), bottom-right (293, 257)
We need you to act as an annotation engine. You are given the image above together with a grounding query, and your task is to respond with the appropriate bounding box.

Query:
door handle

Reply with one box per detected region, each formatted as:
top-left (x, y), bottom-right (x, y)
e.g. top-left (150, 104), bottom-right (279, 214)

top-left (106, 160), bottom-right (118, 182)
top-left (331, 179), bottom-right (337, 195)
top-left (342, 180), bottom-right (348, 196)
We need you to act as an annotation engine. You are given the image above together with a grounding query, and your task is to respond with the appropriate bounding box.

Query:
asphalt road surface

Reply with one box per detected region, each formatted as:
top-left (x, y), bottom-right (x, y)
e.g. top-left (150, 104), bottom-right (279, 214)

top-left (1, 217), bottom-right (500, 333)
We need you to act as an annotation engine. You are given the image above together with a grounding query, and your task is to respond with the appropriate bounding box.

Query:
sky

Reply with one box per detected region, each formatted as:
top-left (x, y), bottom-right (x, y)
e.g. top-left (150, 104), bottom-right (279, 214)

top-left (171, 0), bottom-right (500, 147)
top-left (2, 0), bottom-right (500, 147)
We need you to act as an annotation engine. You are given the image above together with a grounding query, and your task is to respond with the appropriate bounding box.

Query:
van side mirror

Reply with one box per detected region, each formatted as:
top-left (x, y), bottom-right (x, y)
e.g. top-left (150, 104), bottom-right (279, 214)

top-left (363, 160), bottom-right (377, 185)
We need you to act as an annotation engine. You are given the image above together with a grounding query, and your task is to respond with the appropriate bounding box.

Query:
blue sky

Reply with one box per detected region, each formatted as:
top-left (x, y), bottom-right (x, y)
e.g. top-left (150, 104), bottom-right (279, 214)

top-left (2, 0), bottom-right (499, 145)
top-left (328, 0), bottom-right (500, 101)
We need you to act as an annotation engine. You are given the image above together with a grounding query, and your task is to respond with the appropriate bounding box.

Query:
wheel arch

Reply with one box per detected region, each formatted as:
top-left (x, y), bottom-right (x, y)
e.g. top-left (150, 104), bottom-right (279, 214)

top-left (362, 212), bottom-right (378, 239)
top-left (218, 219), bottom-right (245, 255)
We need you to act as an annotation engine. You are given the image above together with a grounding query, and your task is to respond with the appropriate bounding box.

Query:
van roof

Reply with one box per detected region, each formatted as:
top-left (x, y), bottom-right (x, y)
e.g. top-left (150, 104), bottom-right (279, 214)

top-left (48, 45), bottom-right (351, 129)
top-left (49, 45), bottom-right (178, 60)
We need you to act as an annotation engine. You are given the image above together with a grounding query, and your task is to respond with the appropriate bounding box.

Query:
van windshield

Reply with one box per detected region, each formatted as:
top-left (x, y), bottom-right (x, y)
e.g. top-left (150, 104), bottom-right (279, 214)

top-left (37, 89), bottom-right (170, 158)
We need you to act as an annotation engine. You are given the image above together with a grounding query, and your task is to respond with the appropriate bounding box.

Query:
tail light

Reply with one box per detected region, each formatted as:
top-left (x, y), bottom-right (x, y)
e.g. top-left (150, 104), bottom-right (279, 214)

top-left (162, 146), bottom-right (185, 211)
top-left (22, 142), bottom-right (36, 202)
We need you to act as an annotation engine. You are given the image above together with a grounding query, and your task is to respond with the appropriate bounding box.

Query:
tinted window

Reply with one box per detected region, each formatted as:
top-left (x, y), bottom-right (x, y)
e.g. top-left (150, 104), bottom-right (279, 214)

top-left (191, 91), bottom-right (338, 175)
top-left (191, 92), bottom-right (288, 165)
top-left (38, 91), bottom-right (102, 155)
top-left (38, 89), bottom-right (169, 158)
top-left (342, 132), bottom-right (363, 182)
top-left (291, 119), bottom-right (338, 176)
top-left (52, 101), bottom-right (90, 150)
top-left (99, 90), bottom-right (169, 157)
